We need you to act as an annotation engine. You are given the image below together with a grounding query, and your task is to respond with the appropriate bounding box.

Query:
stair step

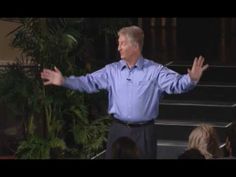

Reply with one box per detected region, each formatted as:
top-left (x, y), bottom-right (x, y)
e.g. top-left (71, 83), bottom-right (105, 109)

top-left (160, 100), bottom-right (236, 107)
top-left (157, 139), bottom-right (187, 147)
top-left (163, 84), bottom-right (236, 102)
top-left (155, 119), bottom-right (228, 141)
top-left (198, 83), bottom-right (236, 88)
top-left (159, 100), bottom-right (236, 122)
top-left (155, 119), bottom-right (230, 128)
top-left (167, 63), bottom-right (236, 84)
top-left (157, 140), bottom-right (187, 159)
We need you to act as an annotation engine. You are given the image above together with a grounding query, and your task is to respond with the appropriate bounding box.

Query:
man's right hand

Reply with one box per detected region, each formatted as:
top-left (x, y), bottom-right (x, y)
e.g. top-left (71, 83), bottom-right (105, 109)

top-left (40, 66), bottom-right (64, 86)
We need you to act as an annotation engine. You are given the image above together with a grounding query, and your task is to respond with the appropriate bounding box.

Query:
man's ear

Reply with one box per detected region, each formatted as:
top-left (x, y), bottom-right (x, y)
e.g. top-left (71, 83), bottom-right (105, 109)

top-left (133, 42), bottom-right (140, 50)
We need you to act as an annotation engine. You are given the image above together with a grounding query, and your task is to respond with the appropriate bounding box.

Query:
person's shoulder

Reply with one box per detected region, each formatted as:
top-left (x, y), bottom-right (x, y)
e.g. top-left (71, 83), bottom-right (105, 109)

top-left (106, 60), bottom-right (120, 66)
top-left (143, 58), bottom-right (163, 69)
top-left (105, 60), bottom-right (122, 70)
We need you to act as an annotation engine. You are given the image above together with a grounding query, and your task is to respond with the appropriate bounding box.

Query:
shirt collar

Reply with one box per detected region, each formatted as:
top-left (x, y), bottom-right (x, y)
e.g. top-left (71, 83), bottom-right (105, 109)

top-left (119, 56), bottom-right (144, 71)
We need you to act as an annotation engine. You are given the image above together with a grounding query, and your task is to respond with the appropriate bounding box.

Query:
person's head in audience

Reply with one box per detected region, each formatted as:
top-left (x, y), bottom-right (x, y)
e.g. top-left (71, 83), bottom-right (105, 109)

top-left (178, 148), bottom-right (205, 159)
top-left (188, 123), bottom-right (223, 159)
top-left (112, 136), bottom-right (140, 159)
top-left (225, 121), bottom-right (236, 158)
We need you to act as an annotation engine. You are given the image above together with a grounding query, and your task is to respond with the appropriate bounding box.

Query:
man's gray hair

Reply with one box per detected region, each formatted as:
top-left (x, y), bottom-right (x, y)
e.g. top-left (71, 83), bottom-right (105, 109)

top-left (118, 25), bottom-right (144, 51)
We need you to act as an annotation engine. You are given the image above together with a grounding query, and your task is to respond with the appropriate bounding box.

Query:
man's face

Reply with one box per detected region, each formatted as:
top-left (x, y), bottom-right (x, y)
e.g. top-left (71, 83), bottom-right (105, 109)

top-left (118, 34), bottom-right (138, 61)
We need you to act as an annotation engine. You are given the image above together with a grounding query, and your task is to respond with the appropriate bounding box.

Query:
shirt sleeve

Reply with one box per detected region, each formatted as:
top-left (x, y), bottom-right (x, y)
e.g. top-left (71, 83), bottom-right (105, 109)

top-left (156, 66), bottom-right (197, 94)
top-left (62, 66), bottom-right (109, 93)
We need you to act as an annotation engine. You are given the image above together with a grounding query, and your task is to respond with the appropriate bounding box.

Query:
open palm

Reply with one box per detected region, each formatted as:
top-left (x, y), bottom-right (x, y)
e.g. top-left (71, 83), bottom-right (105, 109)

top-left (41, 66), bottom-right (64, 86)
top-left (188, 56), bottom-right (209, 82)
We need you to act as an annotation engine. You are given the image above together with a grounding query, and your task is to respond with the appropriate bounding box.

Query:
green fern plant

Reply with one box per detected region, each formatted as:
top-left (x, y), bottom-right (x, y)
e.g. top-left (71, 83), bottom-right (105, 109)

top-left (2, 18), bottom-right (131, 159)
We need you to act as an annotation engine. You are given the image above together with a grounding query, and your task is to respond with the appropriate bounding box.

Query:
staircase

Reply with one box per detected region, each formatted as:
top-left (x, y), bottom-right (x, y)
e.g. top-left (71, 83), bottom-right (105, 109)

top-left (92, 61), bottom-right (236, 159)
top-left (156, 61), bottom-right (236, 159)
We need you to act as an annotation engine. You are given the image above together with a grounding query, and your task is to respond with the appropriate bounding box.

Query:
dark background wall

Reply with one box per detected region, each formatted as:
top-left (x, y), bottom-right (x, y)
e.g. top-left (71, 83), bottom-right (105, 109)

top-left (176, 18), bottom-right (221, 62)
top-left (103, 18), bottom-right (236, 65)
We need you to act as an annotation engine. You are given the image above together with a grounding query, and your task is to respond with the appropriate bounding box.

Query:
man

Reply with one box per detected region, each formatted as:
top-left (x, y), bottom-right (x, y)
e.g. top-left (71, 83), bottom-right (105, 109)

top-left (41, 25), bottom-right (208, 159)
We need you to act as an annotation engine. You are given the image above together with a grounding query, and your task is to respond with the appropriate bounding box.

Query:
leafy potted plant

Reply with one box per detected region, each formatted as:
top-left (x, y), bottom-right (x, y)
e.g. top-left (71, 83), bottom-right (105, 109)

top-left (0, 18), bottom-right (132, 158)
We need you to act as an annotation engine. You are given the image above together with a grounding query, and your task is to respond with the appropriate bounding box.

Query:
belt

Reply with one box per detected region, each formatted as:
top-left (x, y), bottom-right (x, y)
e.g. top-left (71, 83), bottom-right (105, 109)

top-left (112, 116), bottom-right (154, 127)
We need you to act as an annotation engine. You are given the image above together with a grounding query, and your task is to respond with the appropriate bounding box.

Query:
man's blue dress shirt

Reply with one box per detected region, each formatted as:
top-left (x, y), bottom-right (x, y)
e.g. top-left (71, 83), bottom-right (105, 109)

top-left (63, 57), bottom-right (197, 123)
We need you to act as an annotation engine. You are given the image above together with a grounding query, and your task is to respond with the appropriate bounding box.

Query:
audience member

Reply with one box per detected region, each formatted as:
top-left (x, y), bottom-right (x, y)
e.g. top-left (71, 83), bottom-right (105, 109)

top-left (112, 136), bottom-right (140, 159)
top-left (187, 124), bottom-right (223, 159)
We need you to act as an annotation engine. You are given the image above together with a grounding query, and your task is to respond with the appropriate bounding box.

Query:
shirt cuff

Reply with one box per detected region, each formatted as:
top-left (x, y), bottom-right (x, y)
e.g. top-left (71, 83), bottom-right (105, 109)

top-left (187, 74), bottom-right (198, 86)
top-left (62, 76), bottom-right (72, 88)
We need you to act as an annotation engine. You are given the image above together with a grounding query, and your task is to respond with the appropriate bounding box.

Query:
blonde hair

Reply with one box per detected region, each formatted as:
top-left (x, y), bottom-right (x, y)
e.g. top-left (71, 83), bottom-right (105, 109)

top-left (118, 25), bottom-right (144, 51)
top-left (188, 124), bottom-right (223, 159)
